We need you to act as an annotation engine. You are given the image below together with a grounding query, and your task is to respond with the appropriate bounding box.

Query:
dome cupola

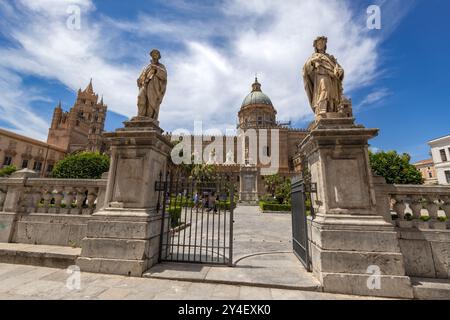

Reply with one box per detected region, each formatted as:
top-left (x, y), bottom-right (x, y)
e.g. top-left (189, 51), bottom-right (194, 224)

top-left (238, 78), bottom-right (277, 129)
top-left (241, 77), bottom-right (273, 108)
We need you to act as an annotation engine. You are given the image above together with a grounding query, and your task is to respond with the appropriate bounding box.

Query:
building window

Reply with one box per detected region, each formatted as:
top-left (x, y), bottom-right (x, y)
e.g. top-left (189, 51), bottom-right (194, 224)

top-left (263, 146), bottom-right (271, 157)
top-left (428, 172), bottom-right (433, 178)
top-left (258, 116), bottom-right (263, 126)
top-left (3, 156), bottom-right (12, 166)
top-left (46, 164), bottom-right (54, 173)
top-left (33, 161), bottom-right (42, 171)
top-left (440, 149), bottom-right (447, 162)
top-left (446, 171), bottom-right (450, 184)
top-left (21, 159), bottom-right (29, 169)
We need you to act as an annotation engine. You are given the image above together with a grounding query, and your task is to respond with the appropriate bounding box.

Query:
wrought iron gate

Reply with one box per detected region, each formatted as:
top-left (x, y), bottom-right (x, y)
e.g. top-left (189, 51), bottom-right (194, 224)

top-left (291, 176), bottom-right (312, 271)
top-left (156, 173), bottom-right (235, 266)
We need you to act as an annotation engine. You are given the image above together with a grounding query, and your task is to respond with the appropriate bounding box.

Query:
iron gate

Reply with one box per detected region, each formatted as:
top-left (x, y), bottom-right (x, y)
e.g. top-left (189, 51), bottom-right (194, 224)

top-left (291, 176), bottom-right (312, 271)
top-left (156, 173), bottom-right (235, 266)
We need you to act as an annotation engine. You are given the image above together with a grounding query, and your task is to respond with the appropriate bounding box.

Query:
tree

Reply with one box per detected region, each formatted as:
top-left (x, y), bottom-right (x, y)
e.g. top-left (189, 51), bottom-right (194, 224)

top-left (263, 174), bottom-right (283, 197)
top-left (190, 163), bottom-right (216, 181)
top-left (0, 165), bottom-right (17, 177)
top-left (369, 150), bottom-right (423, 185)
top-left (275, 178), bottom-right (291, 204)
top-left (51, 152), bottom-right (109, 179)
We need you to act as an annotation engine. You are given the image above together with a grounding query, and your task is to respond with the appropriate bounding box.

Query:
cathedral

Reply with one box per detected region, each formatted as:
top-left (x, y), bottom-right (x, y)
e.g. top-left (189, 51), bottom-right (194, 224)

top-left (1, 77), bottom-right (306, 200)
top-left (170, 78), bottom-right (308, 202)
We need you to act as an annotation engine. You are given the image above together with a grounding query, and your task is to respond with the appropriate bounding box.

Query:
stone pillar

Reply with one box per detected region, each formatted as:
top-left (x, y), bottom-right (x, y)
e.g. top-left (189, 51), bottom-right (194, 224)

top-left (298, 117), bottom-right (413, 299)
top-left (239, 166), bottom-right (258, 204)
top-left (0, 169), bottom-right (39, 243)
top-left (77, 119), bottom-right (172, 276)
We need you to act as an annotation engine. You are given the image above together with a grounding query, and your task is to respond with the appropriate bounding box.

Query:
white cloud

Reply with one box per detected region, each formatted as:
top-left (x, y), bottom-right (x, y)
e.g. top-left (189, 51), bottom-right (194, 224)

top-left (0, 0), bottom-right (412, 138)
top-left (0, 68), bottom-right (50, 139)
top-left (356, 88), bottom-right (391, 111)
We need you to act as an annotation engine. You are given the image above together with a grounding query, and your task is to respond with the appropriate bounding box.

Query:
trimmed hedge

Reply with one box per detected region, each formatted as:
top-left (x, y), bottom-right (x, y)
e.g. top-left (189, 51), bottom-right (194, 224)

top-left (259, 202), bottom-right (291, 212)
top-left (51, 152), bottom-right (109, 179)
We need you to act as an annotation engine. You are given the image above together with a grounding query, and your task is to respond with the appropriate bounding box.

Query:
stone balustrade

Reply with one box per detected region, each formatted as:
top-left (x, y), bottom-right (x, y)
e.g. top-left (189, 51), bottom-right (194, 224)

top-left (386, 184), bottom-right (450, 230)
top-left (0, 177), bottom-right (107, 215)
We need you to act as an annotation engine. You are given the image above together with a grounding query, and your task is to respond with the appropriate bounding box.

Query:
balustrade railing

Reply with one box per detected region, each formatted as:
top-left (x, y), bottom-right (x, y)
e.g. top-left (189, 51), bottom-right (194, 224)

top-left (386, 185), bottom-right (450, 230)
top-left (0, 177), bottom-right (107, 215)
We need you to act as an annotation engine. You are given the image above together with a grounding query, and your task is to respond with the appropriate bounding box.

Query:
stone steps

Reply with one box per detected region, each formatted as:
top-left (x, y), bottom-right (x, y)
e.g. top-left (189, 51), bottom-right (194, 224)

top-left (0, 243), bottom-right (81, 269)
top-left (144, 253), bottom-right (323, 292)
top-left (412, 277), bottom-right (450, 300)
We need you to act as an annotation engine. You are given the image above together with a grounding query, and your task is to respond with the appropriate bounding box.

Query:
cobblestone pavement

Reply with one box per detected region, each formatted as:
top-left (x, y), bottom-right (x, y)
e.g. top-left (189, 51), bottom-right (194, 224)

top-left (0, 263), bottom-right (382, 300)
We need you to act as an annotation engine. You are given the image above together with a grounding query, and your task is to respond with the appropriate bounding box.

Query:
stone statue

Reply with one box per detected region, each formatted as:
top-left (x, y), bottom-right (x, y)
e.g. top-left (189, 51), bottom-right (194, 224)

top-left (137, 49), bottom-right (167, 120)
top-left (303, 36), bottom-right (345, 117)
top-left (207, 149), bottom-right (217, 165)
top-left (225, 149), bottom-right (234, 164)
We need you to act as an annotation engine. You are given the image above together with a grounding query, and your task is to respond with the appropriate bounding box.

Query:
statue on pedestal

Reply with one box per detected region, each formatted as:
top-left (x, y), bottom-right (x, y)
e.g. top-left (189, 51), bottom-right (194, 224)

top-left (137, 49), bottom-right (167, 120)
top-left (303, 37), bottom-right (348, 118)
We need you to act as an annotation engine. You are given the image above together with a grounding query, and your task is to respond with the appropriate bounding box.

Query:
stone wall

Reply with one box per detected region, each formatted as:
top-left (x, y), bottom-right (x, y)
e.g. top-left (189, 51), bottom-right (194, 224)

top-left (373, 177), bottom-right (450, 279)
top-left (0, 170), bottom-right (107, 247)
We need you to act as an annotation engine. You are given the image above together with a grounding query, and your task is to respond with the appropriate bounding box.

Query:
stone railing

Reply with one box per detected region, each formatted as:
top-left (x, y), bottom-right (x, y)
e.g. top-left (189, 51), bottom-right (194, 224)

top-left (388, 185), bottom-right (450, 229)
top-left (0, 175), bottom-right (107, 215)
top-left (373, 177), bottom-right (450, 230)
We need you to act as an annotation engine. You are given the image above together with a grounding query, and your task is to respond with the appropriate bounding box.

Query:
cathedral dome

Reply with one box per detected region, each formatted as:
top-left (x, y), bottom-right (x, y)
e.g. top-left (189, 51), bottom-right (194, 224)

top-left (241, 78), bottom-right (273, 108)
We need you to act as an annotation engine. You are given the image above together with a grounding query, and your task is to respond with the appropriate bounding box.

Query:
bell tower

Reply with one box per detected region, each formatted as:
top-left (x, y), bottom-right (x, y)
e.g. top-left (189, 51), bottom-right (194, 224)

top-left (47, 79), bottom-right (107, 152)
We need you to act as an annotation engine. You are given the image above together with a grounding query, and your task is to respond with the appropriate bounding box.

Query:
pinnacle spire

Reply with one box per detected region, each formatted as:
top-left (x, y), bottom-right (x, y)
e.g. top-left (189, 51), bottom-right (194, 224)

top-left (84, 78), bottom-right (94, 93)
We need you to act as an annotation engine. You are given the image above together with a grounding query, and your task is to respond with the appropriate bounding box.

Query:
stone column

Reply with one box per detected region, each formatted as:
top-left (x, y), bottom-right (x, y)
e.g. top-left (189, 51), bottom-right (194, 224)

top-left (77, 119), bottom-right (172, 276)
top-left (298, 117), bottom-right (413, 299)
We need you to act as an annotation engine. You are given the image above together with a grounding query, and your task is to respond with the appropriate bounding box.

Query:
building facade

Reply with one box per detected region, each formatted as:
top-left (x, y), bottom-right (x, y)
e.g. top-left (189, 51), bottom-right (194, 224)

top-left (413, 158), bottom-right (437, 185)
top-left (428, 134), bottom-right (450, 185)
top-left (0, 128), bottom-right (66, 176)
top-left (0, 80), bottom-right (107, 177)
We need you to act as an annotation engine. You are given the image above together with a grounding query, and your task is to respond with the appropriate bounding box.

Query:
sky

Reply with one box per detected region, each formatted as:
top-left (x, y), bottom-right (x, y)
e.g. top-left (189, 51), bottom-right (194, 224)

top-left (0, 0), bottom-right (448, 162)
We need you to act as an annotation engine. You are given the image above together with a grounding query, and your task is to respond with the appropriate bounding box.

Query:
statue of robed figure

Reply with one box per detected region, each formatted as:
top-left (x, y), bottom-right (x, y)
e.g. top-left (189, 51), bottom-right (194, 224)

top-left (137, 49), bottom-right (167, 120)
top-left (303, 36), bottom-right (345, 117)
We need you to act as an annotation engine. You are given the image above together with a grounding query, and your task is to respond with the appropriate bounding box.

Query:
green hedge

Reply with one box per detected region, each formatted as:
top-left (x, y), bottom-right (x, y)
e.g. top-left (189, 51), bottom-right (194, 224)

top-left (51, 152), bottom-right (109, 179)
top-left (168, 206), bottom-right (182, 228)
top-left (259, 201), bottom-right (291, 212)
top-left (0, 165), bottom-right (17, 177)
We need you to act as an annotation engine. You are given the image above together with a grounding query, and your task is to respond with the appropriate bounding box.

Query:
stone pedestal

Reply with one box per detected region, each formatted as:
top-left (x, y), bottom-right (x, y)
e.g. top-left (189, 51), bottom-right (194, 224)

top-left (298, 118), bottom-right (413, 299)
top-left (239, 166), bottom-right (258, 204)
top-left (77, 119), bottom-right (172, 276)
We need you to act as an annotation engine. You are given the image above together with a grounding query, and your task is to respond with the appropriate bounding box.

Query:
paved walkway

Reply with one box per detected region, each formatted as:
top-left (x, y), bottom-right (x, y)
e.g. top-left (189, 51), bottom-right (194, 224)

top-left (233, 205), bottom-right (293, 259)
top-left (0, 263), bottom-right (379, 300)
top-left (146, 206), bottom-right (321, 291)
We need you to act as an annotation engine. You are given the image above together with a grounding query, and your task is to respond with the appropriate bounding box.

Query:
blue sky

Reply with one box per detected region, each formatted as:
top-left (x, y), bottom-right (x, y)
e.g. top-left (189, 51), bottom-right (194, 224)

top-left (0, 0), bottom-right (448, 162)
